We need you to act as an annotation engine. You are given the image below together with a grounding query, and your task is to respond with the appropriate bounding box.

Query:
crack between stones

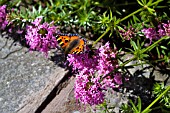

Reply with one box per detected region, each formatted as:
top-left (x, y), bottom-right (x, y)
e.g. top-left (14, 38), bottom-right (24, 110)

top-left (35, 70), bottom-right (71, 113)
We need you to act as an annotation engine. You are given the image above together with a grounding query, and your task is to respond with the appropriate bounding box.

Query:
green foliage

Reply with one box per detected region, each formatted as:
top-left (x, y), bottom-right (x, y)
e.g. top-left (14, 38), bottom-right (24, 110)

top-left (121, 97), bottom-right (152, 113)
top-left (153, 83), bottom-right (170, 109)
top-left (121, 103), bottom-right (133, 113)
top-left (1, 0), bottom-right (170, 112)
top-left (96, 101), bottom-right (112, 113)
top-left (128, 39), bottom-right (149, 61)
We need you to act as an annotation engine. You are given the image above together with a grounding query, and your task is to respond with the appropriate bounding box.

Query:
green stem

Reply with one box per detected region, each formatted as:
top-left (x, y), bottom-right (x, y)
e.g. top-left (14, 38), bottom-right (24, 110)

top-left (92, 8), bottom-right (144, 46)
top-left (151, 106), bottom-right (162, 111)
top-left (92, 27), bottom-right (111, 47)
top-left (141, 36), bottom-right (168, 53)
top-left (152, 58), bottom-right (166, 63)
top-left (92, 7), bottom-right (144, 46)
top-left (120, 56), bottom-right (136, 67)
top-left (125, 62), bottom-right (147, 67)
top-left (142, 86), bottom-right (170, 113)
top-left (120, 8), bottom-right (143, 22)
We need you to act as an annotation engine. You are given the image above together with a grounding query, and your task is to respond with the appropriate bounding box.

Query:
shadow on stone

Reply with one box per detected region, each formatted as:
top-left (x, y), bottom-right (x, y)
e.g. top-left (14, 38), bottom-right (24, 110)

top-left (49, 51), bottom-right (66, 68)
top-left (123, 66), bottom-right (155, 109)
top-left (34, 70), bottom-right (72, 113)
top-left (123, 65), bottom-right (170, 110)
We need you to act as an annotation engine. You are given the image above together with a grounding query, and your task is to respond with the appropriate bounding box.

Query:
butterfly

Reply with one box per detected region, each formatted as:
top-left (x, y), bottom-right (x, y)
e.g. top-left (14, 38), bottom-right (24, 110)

top-left (56, 33), bottom-right (86, 54)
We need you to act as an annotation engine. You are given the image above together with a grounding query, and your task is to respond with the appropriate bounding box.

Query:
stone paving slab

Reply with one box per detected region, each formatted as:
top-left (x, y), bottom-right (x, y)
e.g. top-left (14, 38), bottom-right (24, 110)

top-left (17, 67), bottom-right (68, 113)
top-left (41, 76), bottom-right (76, 113)
top-left (0, 32), bottom-right (63, 113)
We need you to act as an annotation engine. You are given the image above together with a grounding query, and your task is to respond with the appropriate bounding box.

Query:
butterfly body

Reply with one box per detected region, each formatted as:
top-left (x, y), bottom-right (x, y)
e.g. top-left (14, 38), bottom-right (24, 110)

top-left (56, 33), bottom-right (86, 54)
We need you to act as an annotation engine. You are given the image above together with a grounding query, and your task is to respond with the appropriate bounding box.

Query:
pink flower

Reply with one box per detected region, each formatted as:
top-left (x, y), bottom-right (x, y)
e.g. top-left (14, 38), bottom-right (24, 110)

top-left (25, 17), bottom-right (58, 56)
top-left (162, 21), bottom-right (170, 36)
top-left (142, 21), bottom-right (170, 45)
top-left (141, 28), bottom-right (159, 44)
top-left (97, 42), bottom-right (118, 77)
top-left (74, 72), bottom-right (105, 105)
top-left (114, 73), bottom-right (122, 85)
top-left (0, 5), bottom-right (8, 30)
top-left (119, 26), bottom-right (136, 40)
top-left (67, 42), bottom-right (122, 105)
top-left (158, 24), bottom-right (166, 37)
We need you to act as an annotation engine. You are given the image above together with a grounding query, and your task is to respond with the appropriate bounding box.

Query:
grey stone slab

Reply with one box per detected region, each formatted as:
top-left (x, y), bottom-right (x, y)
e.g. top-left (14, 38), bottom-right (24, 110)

top-left (17, 67), bottom-right (67, 113)
top-left (0, 32), bottom-right (63, 113)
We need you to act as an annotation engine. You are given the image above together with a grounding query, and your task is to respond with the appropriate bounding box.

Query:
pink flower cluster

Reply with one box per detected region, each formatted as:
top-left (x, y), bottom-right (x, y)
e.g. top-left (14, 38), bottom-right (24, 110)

top-left (0, 5), bottom-right (8, 30)
top-left (67, 42), bottom-right (122, 105)
top-left (141, 28), bottom-right (159, 44)
top-left (160, 21), bottom-right (170, 36)
top-left (25, 17), bottom-right (57, 56)
top-left (142, 21), bottom-right (170, 44)
top-left (119, 26), bottom-right (136, 40)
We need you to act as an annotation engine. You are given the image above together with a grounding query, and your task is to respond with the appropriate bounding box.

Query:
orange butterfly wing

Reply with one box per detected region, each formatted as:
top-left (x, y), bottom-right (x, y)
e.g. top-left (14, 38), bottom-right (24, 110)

top-left (56, 34), bottom-right (86, 54)
top-left (68, 36), bottom-right (85, 54)
top-left (56, 35), bottom-right (70, 49)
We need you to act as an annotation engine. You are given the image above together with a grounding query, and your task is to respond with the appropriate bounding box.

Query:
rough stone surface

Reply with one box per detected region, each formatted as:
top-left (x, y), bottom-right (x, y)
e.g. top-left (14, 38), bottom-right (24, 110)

top-left (123, 54), bottom-right (170, 85)
top-left (0, 32), bottom-right (63, 113)
top-left (17, 67), bottom-right (68, 113)
top-left (41, 77), bottom-right (76, 113)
